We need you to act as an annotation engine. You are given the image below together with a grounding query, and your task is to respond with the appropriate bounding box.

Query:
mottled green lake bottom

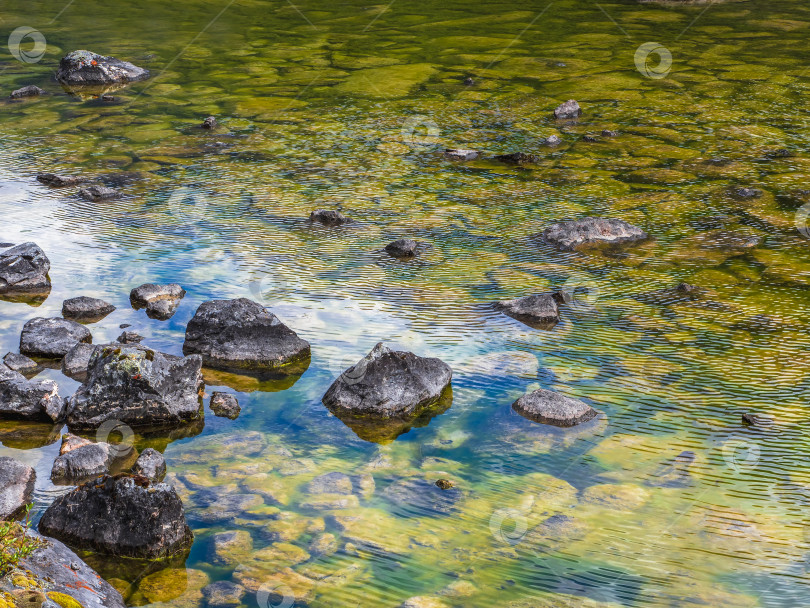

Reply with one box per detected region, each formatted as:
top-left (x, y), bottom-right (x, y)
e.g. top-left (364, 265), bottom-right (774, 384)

top-left (2, 0), bottom-right (810, 605)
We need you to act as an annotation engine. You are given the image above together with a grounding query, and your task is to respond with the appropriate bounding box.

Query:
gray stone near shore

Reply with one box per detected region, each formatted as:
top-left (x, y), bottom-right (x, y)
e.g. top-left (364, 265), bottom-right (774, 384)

top-left (0, 456), bottom-right (36, 519)
top-left (554, 99), bottom-right (581, 119)
top-left (132, 448), bottom-right (166, 482)
top-left (3, 352), bottom-right (38, 374)
top-left (130, 283), bottom-right (186, 320)
top-left (494, 294), bottom-right (561, 329)
top-left (310, 209), bottom-right (351, 226)
top-left (20, 317), bottom-right (92, 359)
top-left (0, 242), bottom-right (51, 295)
top-left (51, 437), bottom-right (118, 484)
top-left (512, 388), bottom-right (598, 427)
top-left (0, 365), bottom-right (65, 422)
top-left (56, 50), bottom-right (149, 86)
top-left (183, 298), bottom-right (311, 375)
top-left (444, 149), bottom-right (479, 161)
top-left (541, 217), bottom-right (648, 251)
top-left (62, 296), bottom-right (116, 321)
top-left (210, 392), bottom-right (240, 419)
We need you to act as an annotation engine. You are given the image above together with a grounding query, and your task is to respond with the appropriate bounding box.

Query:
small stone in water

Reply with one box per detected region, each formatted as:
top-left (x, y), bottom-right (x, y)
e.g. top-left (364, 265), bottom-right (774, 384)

top-left (310, 209), bottom-right (351, 226)
top-left (210, 392), bottom-right (240, 419)
top-left (117, 331), bottom-right (144, 344)
top-left (444, 149), bottom-right (479, 161)
top-left (602, 129), bottom-right (619, 137)
top-left (37, 173), bottom-right (88, 187)
top-left (79, 185), bottom-right (121, 201)
top-left (554, 99), bottom-right (581, 119)
top-left (463, 76), bottom-right (475, 86)
top-left (201, 116), bottom-right (217, 129)
top-left (544, 135), bottom-right (562, 146)
top-left (10, 85), bottom-right (46, 99)
top-left (435, 479), bottom-right (454, 490)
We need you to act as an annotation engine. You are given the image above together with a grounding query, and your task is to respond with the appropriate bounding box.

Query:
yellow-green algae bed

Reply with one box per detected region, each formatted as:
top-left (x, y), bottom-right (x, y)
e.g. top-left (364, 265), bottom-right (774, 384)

top-left (1, 0), bottom-right (810, 606)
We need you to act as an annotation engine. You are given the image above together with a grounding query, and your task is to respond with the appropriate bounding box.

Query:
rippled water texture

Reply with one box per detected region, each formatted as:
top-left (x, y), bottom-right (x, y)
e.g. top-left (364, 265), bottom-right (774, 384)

top-left (2, 0), bottom-right (810, 606)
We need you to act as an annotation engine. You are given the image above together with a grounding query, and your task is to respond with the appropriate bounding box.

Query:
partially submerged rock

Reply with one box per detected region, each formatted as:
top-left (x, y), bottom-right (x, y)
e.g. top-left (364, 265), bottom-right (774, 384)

top-left (202, 581), bottom-right (246, 608)
top-left (444, 149), bottom-right (479, 161)
top-left (132, 448), bottom-right (166, 482)
top-left (0, 456), bottom-right (35, 518)
top-left (116, 330), bottom-right (144, 344)
top-left (56, 50), bottom-right (149, 86)
top-left (0, 365), bottom-right (65, 422)
top-left (10, 85), bottom-right (46, 99)
top-left (512, 388), bottom-right (598, 427)
top-left (647, 450), bottom-right (696, 488)
top-left (39, 474), bottom-right (193, 559)
top-left (66, 344), bottom-right (204, 431)
top-left (20, 317), bottom-right (92, 358)
top-left (554, 99), bottom-right (581, 119)
top-left (493, 152), bottom-right (538, 164)
top-left (0, 242), bottom-right (51, 296)
top-left (322, 343), bottom-right (452, 443)
top-left (544, 134), bottom-right (562, 146)
top-left (494, 293), bottom-right (561, 330)
top-left (385, 238), bottom-right (421, 258)
top-left (79, 185), bottom-right (121, 201)
top-left (310, 209), bottom-right (351, 226)
top-left (210, 391), bottom-right (240, 419)
top-left (51, 435), bottom-right (119, 484)
top-left (183, 298), bottom-right (311, 376)
top-left (201, 116), bottom-right (217, 130)
top-left (634, 282), bottom-right (704, 306)
top-left (3, 352), bottom-right (38, 374)
top-left (62, 296), bottom-right (116, 321)
top-left (61, 342), bottom-right (97, 380)
top-left (37, 173), bottom-right (89, 187)
top-left (541, 217), bottom-right (648, 251)
top-left (130, 283), bottom-right (186, 320)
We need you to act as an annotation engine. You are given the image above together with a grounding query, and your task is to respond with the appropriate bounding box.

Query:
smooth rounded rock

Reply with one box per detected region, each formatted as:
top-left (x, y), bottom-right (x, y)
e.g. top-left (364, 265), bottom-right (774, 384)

top-left (62, 296), bottom-right (115, 321)
top-left (310, 209), bottom-right (351, 226)
top-left (210, 392), bottom-right (240, 419)
top-left (20, 317), bottom-right (92, 358)
top-left (512, 388), bottom-right (598, 427)
top-left (494, 294), bottom-right (560, 329)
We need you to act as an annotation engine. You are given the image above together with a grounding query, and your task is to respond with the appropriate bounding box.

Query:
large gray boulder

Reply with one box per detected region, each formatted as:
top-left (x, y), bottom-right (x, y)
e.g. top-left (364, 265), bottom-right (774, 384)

top-left (130, 283), bottom-right (186, 320)
top-left (39, 475), bottom-right (193, 559)
top-left (20, 317), bottom-right (92, 358)
top-left (183, 298), bottom-right (311, 375)
top-left (0, 242), bottom-right (50, 295)
top-left (322, 343), bottom-right (452, 442)
top-left (56, 50), bottom-right (149, 86)
top-left (66, 344), bottom-right (203, 431)
top-left (512, 388), bottom-right (598, 427)
top-left (0, 531), bottom-right (126, 608)
top-left (494, 294), bottom-right (561, 329)
top-left (0, 456), bottom-right (35, 519)
top-left (541, 217), bottom-right (648, 251)
top-left (0, 365), bottom-right (65, 422)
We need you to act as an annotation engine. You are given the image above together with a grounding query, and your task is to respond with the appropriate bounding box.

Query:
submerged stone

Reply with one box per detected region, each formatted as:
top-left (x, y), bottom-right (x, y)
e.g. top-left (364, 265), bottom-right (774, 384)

top-left (493, 152), bottom-right (539, 164)
top-left (10, 85), bottom-right (46, 99)
top-left (310, 209), bottom-right (351, 225)
top-left (79, 185), bottom-right (121, 201)
top-left (512, 388), bottom-right (598, 427)
top-left (541, 217), bottom-right (648, 251)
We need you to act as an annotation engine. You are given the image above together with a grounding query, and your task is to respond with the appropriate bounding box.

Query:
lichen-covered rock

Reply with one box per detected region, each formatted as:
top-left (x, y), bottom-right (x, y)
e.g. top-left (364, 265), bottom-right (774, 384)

top-left (3, 352), bottom-right (38, 374)
top-left (210, 392), bottom-right (240, 419)
top-left (66, 344), bottom-right (203, 431)
top-left (310, 209), bottom-right (351, 225)
top-left (512, 388), bottom-right (598, 427)
top-left (130, 283), bottom-right (186, 320)
top-left (494, 294), bottom-right (561, 329)
top-left (56, 50), bottom-right (149, 86)
top-left (62, 296), bottom-right (115, 321)
top-left (554, 99), bottom-right (581, 119)
top-left (207, 530), bottom-right (253, 566)
top-left (0, 366), bottom-right (65, 422)
top-left (20, 317), bottom-right (92, 359)
top-left (39, 475), bottom-right (193, 559)
top-left (132, 448), bottom-right (166, 482)
top-left (0, 243), bottom-right (51, 295)
top-left (0, 456), bottom-right (35, 519)
top-left (541, 217), bottom-right (648, 251)
top-left (183, 298), bottom-right (311, 375)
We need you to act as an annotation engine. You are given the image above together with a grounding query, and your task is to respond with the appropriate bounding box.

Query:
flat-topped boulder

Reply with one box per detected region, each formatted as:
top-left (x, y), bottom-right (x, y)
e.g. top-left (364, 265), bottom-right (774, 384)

top-left (56, 50), bottom-right (149, 86)
top-left (183, 298), bottom-right (311, 375)
top-left (0, 365), bottom-right (65, 422)
top-left (512, 388), bottom-right (598, 427)
top-left (0, 456), bottom-right (35, 519)
top-left (495, 294), bottom-right (561, 329)
top-left (130, 282), bottom-right (186, 320)
top-left (541, 217), bottom-right (648, 251)
top-left (0, 242), bottom-right (51, 295)
top-left (66, 344), bottom-right (204, 431)
top-left (39, 474), bottom-right (193, 559)
top-left (20, 317), bottom-right (92, 358)
top-left (62, 296), bottom-right (116, 321)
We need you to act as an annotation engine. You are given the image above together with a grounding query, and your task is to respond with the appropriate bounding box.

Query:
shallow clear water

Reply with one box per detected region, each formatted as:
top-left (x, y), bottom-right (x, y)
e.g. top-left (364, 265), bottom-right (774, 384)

top-left (2, 0), bottom-right (810, 606)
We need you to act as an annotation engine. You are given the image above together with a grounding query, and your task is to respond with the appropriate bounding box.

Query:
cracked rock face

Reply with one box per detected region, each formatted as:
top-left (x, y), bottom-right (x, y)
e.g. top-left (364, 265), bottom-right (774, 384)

top-left (20, 317), bottom-right (92, 359)
top-left (56, 50), bottom-right (149, 86)
top-left (541, 217), bottom-right (648, 251)
top-left (512, 388), bottom-right (598, 427)
top-left (0, 365), bottom-right (65, 422)
top-left (66, 344), bottom-right (204, 431)
top-left (0, 242), bottom-right (51, 296)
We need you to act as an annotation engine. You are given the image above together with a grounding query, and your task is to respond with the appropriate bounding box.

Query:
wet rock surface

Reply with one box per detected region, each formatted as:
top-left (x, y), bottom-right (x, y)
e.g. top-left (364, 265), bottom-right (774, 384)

top-left (0, 366), bottom-right (65, 422)
top-left (210, 391), bottom-right (240, 419)
top-left (3, 352), bottom-right (38, 374)
top-left (385, 238), bottom-right (421, 258)
top-left (20, 317), bottom-right (92, 358)
top-left (79, 185), bottom-right (122, 201)
top-left (62, 296), bottom-right (116, 321)
top-left (132, 447), bottom-right (166, 482)
top-left (39, 474), bottom-right (193, 559)
top-left (0, 456), bottom-right (36, 518)
top-left (512, 388), bottom-right (598, 427)
top-left (494, 293), bottom-right (561, 329)
top-left (0, 242), bottom-right (51, 295)
top-left (444, 149), bottom-right (479, 161)
top-left (541, 217), bottom-right (648, 251)
top-left (130, 282), bottom-right (186, 320)
top-left (56, 50), bottom-right (149, 86)
top-left (183, 298), bottom-right (311, 375)
top-left (10, 85), bottom-right (46, 99)
top-left (61, 342), bottom-right (98, 380)
top-left (66, 344), bottom-right (203, 431)
top-left (36, 173), bottom-right (89, 187)
top-left (51, 435), bottom-right (119, 484)
top-left (310, 209), bottom-right (351, 226)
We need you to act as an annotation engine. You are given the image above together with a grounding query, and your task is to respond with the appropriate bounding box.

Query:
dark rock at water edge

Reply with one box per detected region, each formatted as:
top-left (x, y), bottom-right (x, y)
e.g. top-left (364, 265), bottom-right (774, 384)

top-left (210, 392), bottom-right (240, 419)
top-left (635, 282), bottom-right (703, 306)
top-left (20, 317), bottom-right (92, 358)
top-left (494, 152), bottom-right (538, 165)
top-left (512, 388), bottom-right (598, 427)
top-left (116, 331), bottom-right (144, 344)
top-left (3, 351), bottom-right (38, 374)
top-left (51, 436), bottom-right (119, 484)
top-left (310, 209), bottom-right (351, 226)
top-left (495, 293), bottom-right (560, 330)
top-left (66, 344), bottom-right (204, 431)
top-left (130, 282), bottom-right (186, 320)
top-left (39, 474), bottom-right (193, 559)
top-left (37, 173), bottom-right (89, 187)
top-left (554, 99), bottom-right (581, 119)
top-left (62, 296), bottom-right (116, 321)
top-left (201, 116), bottom-right (218, 129)
top-left (0, 365), bottom-right (65, 422)
top-left (183, 298), bottom-right (311, 375)
top-left (0, 242), bottom-right (51, 295)
top-left (132, 448), bottom-right (166, 482)
top-left (742, 412), bottom-right (773, 428)
top-left (79, 185), bottom-right (121, 201)
top-left (62, 342), bottom-right (97, 380)
top-left (385, 239), bottom-right (422, 258)
top-left (56, 50), bottom-right (149, 86)
top-left (10, 85), bottom-right (46, 99)
top-left (0, 456), bottom-right (36, 518)
top-left (541, 217), bottom-right (648, 251)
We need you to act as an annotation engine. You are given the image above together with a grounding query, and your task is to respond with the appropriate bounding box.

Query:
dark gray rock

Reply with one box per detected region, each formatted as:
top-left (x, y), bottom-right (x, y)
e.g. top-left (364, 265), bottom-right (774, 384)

top-left (554, 99), bottom-right (581, 119)
top-left (384, 477), bottom-right (462, 517)
top-left (116, 331), bottom-right (144, 344)
top-left (10, 85), bottom-right (46, 99)
top-left (183, 298), bottom-right (311, 375)
top-left (494, 294), bottom-right (560, 330)
top-left (0, 366), bottom-right (65, 422)
top-left (132, 448), bottom-right (166, 482)
top-left (62, 296), bottom-right (116, 321)
top-left (130, 282), bottom-right (186, 321)
top-left (541, 217), bottom-right (648, 251)
top-left (56, 50), bottom-right (149, 86)
top-left (0, 456), bottom-right (35, 518)
top-left (3, 352), bottom-right (38, 374)
top-left (37, 173), bottom-right (89, 187)
top-left (39, 475), bottom-right (193, 559)
top-left (732, 187), bottom-right (762, 199)
top-left (210, 391), bottom-right (240, 419)
top-left (1, 531), bottom-right (126, 608)
top-left (79, 185), bottom-right (121, 201)
top-left (0, 242), bottom-right (51, 295)
top-left (602, 129), bottom-right (619, 137)
top-left (201, 116), bottom-right (217, 129)
top-left (61, 343), bottom-right (97, 380)
top-left (493, 152), bottom-right (538, 164)
top-left (444, 149), bottom-right (479, 161)
top-left (202, 581), bottom-right (246, 608)
top-left (51, 436), bottom-right (117, 484)
top-left (385, 239), bottom-right (420, 258)
top-left (20, 317), bottom-right (92, 358)
top-left (310, 209), bottom-right (351, 226)
top-left (742, 412), bottom-right (773, 428)
top-left (512, 388), bottom-right (598, 427)
top-left (66, 344), bottom-right (204, 431)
